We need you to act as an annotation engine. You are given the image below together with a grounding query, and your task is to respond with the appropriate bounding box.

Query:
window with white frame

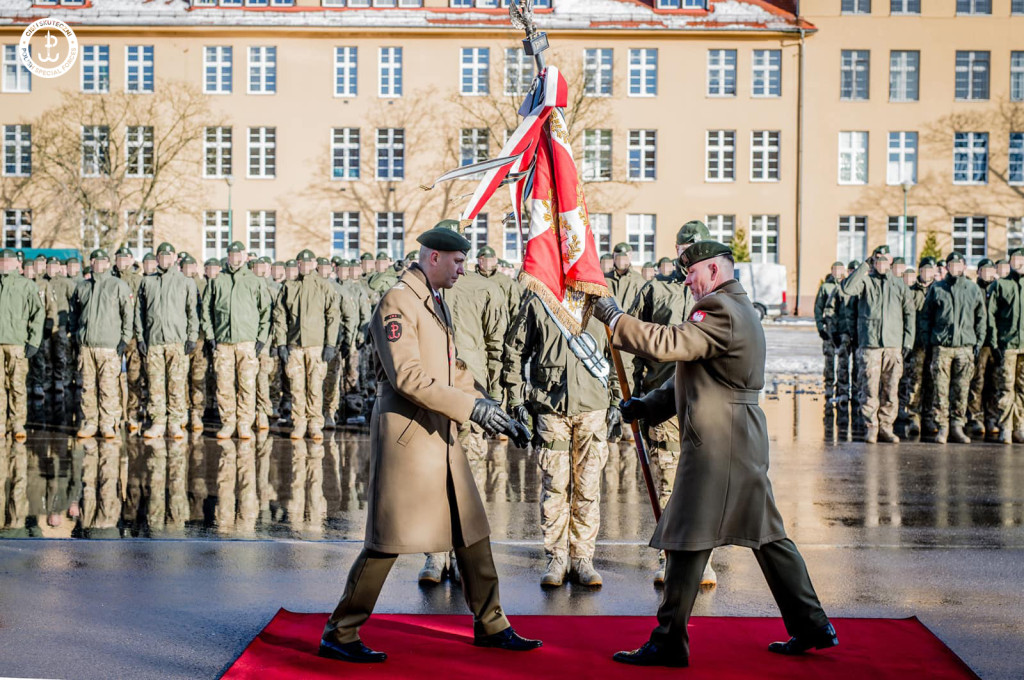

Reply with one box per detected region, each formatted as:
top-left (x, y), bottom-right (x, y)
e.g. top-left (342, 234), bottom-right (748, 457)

top-left (376, 212), bottom-right (405, 259)
top-left (125, 45), bottom-right (154, 93)
top-left (331, 128), bottom-right (360, 180)
top-left (841, 0), bottom-right (870, 13)
top-left (626, 214), bottom-right (656, 266)
top-left (81, 210), bottom-right (114, 250)
top-left (125, 126), bottom-right (154, 178)
top-left (583, 48), bottom-right (613, 97)
top-left (466, 214), bottom-right (488, 253)
top-left (460, 47), bottom-right (490, 96)
top-left (840, 50), bottom-right (870, 100)
top-left (1011, 52), bottom-right (1024, 102)
top-left (504, 47), bottom-right (534, 96)
top-left (248, 46), bottom-right (276, 94)
top-left (2, 125), bottom-right (31, 177)
top-left (1014, 0), bottom-right (1024, 14)
top-left (1008, 217), bottom-right (1024, 252)
top-left (889, 50), bottom-right (919, 101)
top-left (956, 0), bottom-right (991, 14)
top-left (955, 51), bottom-right (989, 101)
top-left (81, 45), bottom-right (109, 93)
top-left (838, 131), bottom-right (868, 184)
top-left (248, 126), bottom-right (276, 178)
top-left (953, 131), bottom-right (988, 184)
top-left (752, 49), bottom-right (781, 97)
top-left (2, 209), bottom-right (31, 248)
top-left (1009, 132), bottom-right (1023, 184)
top-left (334, 46), bottom-right (358, 97)
top-left (890, 0), bottom-right (919, 13)
top-left (749, 215), bottom-right (779, 264)
top-left (628, 130), bottom-right (657, 181)
top-left (248, 210), bottom-right (276, 257)
top-left (204, 126), bottom-right (232, 178)
top-left (460, 128), bottom-right (489, 170)
top-left (628, 48), bottom-right (657, 97)
top-left (705, 215), bottom-right (735, 244)
top-left (203, 210), bottom-right (231, 260)
top-left (886, 131), bottom-right (917, 185)
top-left (204, 46), bottom-right (232, 94)
top-left (582, 129), bottom-right (612, 182)
top-left (503, 220), bottom-right (523, 262)
top-left (379, 47), bottom-right (403, 97)
top-left (707, 49), bottom-right (737, 97)
top-left (125, 210), bottom-right (154, 260)
top-left (331, 212), bottom-right (360, 259)
top-left (837, 216), bottom-right (868, 263)
top-left (751, 131), bottom-right (780, 182)
top-left (887, 216), bottom-right (916, 260)
top-left (376, 128), bottom-right (405, 180)
top-left (705, 130), bottom-right (735, 182)
top-left (3, 45), bottom-right (30, 93)
top-left (591, 213), bottom-right (611, 253)
top-left (953, 216), bottom-right (988, 265)
top-left (81, 125), bottom-right (110, 177)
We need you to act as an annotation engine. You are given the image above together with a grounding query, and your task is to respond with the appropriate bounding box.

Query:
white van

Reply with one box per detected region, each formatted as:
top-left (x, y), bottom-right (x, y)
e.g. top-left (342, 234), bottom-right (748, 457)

top-left (734, 262), bottom-right (789, 319)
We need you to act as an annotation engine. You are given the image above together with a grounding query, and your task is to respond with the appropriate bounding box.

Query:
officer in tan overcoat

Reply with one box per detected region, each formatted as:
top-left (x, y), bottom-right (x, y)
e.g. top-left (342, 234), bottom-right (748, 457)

top-left (592, 240), bottom-right (836, 668)
top-left (318, 221), bottom-right (537, 664)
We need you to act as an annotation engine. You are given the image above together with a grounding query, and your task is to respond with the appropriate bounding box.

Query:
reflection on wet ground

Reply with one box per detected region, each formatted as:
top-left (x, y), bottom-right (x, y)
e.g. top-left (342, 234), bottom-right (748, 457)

top-left (3, 375), bottom-right (1022, 549)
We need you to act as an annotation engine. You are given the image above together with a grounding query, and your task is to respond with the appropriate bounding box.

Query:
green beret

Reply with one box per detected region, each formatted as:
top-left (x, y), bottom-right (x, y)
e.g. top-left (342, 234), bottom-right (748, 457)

top-left (90, 248), bottom-right (110, 261)
top-left (331, 256), bottom-right (344, 266)
top-left (376, 251), bottom-right (390, 260)
top-left (996, 258), bottom-right (1009, 266)
top-left (204, 258), bottom-right (220, 267)
top-left (82, 266), bottom-right (92, 274)
top-left (406, 250), bottom-right (419, 260)
top-left (46, 257), bottom-right (60, 265)
top-left (360, 253), bottom-right (374, 261)
top-left (114, 246), bottom-right (132, 257)
top-left (946, 251), bottom-right (966, 264)
top-left (676, 220), bottom-right (710, 246)
top-left (872, 244), bottom-right (890, 256)
top-left (892, 257), bottom-right (906, 265)
top-left (612, 242), bottom-right (631, 255)
top-left (142, 253), bottom-right (156, 262)
top-left (227, 241), bottom-right (246, 254)
top-left (831, 261), bottom-right (844, 268)
top-left (181, 254), bottom-right (196, 266)
top-left (0, 248), bottom-right (17, 258)
top-left (316, 257), bottom-right (330, 266)
top-left (285, 259), bottom-right (298, 268)
top-left (219, 257), bottom-right (228, 268)
top-left (259, 256), bottom-right (272, 265)
top-left (179, 251), bottom-right (192, 260)
top-left (416, 220), bottom-right (472, 253)
top-left (643, 261), bottom-right (655, 269)
top-left (156, 242), bottom-right (176, 255)
top-left (848, 260), bottom-right (861, 269)
top-left (272, 261), bottom-right (284, 268)
top-left (678, 240), bottom-right (733, 270)
top-left (66, 256), bottom-right (80, 264)
top-left (1010, 248), bottom-right (1024, 258)
top-left (34, 253), bottom-right (46, 262)
top-left (477, 246), bottom-right (496, 258)
top-left (248, 251), bottom-right (258, 259)
top-left (918, 257), bottom-right (937, 269)
top-left (977, 258), bottom-right (995, 269)
top-left (657, 257), bottom-right (673, 266)
top-left (600, 253), bottom-right (613, 261)
top-left (498, 259), bottom-right (511, 267)
top-left (296, 249), bottom-right (316, 262)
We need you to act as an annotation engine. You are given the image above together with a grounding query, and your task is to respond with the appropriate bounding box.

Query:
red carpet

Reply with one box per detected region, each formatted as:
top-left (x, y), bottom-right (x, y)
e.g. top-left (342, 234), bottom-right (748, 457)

top-left (222, 610), bottom-right (981, 679)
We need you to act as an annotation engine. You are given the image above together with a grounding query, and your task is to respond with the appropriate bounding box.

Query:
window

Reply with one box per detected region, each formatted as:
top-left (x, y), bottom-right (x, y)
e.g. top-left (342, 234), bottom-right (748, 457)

top-left (331, 212), bottom-right (360, 259)
top-left (841, 0), bottom-right (870, 12)
top-left (248, 46), bottom-right (276, 94)
top-left (1014, 0), bottom-right (1024, 14)
top-left (956, 0), bottom-right (991, 14)
top-left (334, 46), bottom-right (358, 97)
top-left (331, 128), bottom-right (360, 180)
top-left (376, 128), bottom-right (405, 180)
top-left (204, 127), bottom-right (232, 178)
top-left (3, 45), bottom-right (30, 93)
top-left (503, 220), bottom-right (523, 262)
top-left (953, 131), bottom-right (988, 184)
top-left (2, 209), bottom-right (31, 248)
top-left (751, 131), bottom-right (780, 182)
top-left (466, 214), bottom-right (488, 253)
top-left (628, 130), bottom-right (657, 181)
top-left (81, 125), bottom-right (110, 177)
top-left (752, 49), bottom-right (781, 97)
top-left (247, 126), bottom-right (276, 178)
top-left (953, 216), bottom-right (988, 265)
top-left (125, 126), bottom-right (154, 178)
top-left (1009, 132), bottom-right (1024, 185)
top-left (460, 47), bottom-right (489, 96)
top-left (705, 130), bottom-right (735, 182)
top-left (376, 212), bottom-right (405, 259)
top-left (707, 49), bottom-right (737, 97)
top-left (125, 210), bottom-right (154, 260)
top-left (840, 50), bottom-right (870, 100)
top-left (81, 210), bottom-right (114, 250)
top-left (1011, 52), bottom-right (1024, 102)
top-left (583, 48), bottom-right (613, 97)
top-left (889, 50), bottom-right (919, 102)
top-left (838, 131), bottom-right (868, 185)
top-left (628, 48), bottom-right (657, 97)
top-left (204, 46), bottom-right (232, 94)
top-left (248, 210), bottom-right (276, 257)
top-left (955, 51), bottom-right (989, 101)
top-left (81, 45), bottom-right (109, 93)
top-left (887, 216), bottom-right (916, 260)
top-left (837, 216), bottom-right (867, 263)
top-left (626, 214), bottom-right (656, 266)
top-left (3, 125), bottom-right (31, 177)
top-left (705, 215), bottom-right (735, 244)
top-left (750, 215), bottom-right (779, 264)
top-left (591, 213), bottom-right (611, 253)
top-left (504, 47), bottom-right (534, 96)
top-left (460, 128), bottom-right (489, 171)
top-left (582, 130), bottom-right (612, 182)
top-left (203, 211), bottom-right (231, 260)
top-left (886, 131), bottom-right (917, 185)
top-left (656, 0), bottom-right (707, 7)
top-left (890, 0), bottom-right (919, 13)
top-left (379, 47), bottom-right (403, 97)
top-left (125, 45), bottom-right (154, 93)
top-left (1009, 218), bottom-right (1024, 253)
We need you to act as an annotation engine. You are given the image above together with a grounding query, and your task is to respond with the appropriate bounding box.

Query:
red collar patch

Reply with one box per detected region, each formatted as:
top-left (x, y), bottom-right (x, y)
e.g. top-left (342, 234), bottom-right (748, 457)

top-left (691, 311), bottom-right (706, 322)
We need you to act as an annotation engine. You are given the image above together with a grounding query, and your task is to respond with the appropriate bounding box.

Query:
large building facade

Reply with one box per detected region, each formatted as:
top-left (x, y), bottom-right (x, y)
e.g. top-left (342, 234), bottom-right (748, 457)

top-left (1, 0), bottom-right (1022, 313)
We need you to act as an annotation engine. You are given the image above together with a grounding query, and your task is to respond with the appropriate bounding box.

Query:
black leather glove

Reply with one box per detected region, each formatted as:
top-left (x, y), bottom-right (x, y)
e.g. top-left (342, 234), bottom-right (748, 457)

top-left (24, 344), bottom-right (39, 359)
top-left (607, 405), bottom-right (623, 440)
top-left (591, 296), bottom-right (623, 327)
top-left (322, 345), bottom-right (337, 363)
top-left (470, 398), bottom-right (514, 437)
top-left (206, 339), bottom-right (217, 356)
top-left (818, 329), bottom-right (830, 342)
top-left (278, 345), bottom-right (290, 364)
top-left (508, 418), bottom-right (531, 449)
top-left (255, 341), bottom-right (265, 355)
top-left (511, 404), bottom-right (533, 432)
top-left (116, 340), bottom-right (127, 356)
top-left (137, 339), bottom-right (148, 357)
top-left (184, 340), bottom-right (196, 356)
top-left (620, 398), bottom-right (648, 424)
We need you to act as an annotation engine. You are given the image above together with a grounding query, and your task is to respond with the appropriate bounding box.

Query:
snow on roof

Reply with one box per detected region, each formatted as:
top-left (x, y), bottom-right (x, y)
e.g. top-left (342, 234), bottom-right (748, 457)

top-left (0, 0), bottom-right (810, 32)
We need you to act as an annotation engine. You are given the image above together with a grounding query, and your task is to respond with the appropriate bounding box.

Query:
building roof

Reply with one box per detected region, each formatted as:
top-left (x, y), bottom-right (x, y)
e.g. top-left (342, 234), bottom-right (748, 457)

top-left (0, 0), bottom-right (813, 33)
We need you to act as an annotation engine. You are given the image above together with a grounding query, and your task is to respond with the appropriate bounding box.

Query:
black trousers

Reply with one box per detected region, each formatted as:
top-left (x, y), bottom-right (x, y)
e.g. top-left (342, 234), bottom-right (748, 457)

top-left (650, 538), bottom-right (830, 658)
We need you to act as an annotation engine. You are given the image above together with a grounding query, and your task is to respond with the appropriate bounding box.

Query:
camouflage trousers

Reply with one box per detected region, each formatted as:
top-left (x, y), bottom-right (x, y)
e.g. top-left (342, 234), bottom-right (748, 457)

top-left (124, 340), bottom-right (145, 422)
top-left (323, 350), bottom-right (344, 418)
top-left (535, 410), bottom-right (608, 561)
top-left (0, 345), bottom-right (28, 433)
top-left (80, 346), bottom-right (122, 431)
top-left (967, 346), bottom-right (998, 429)
top-left (80, 438), bottom-right (122, 535)
top-left (647, 417), bottom-right (681, 511)
top-left (928, 346), bottom-right (975, 429)
top-left (256, 350), bottom-right (279, 418)
top-left (213, 342), bottom-right (258, 430)
top-left (898, 347), bottom-right (929, 425)
top-left (188, 338), bottom-right (209, 415)
top-left (145, 343), bottom-right (189, 427)
top-left (994, 349), bottom-right (1024, 435)
top-left (285, 346), bottom-right (327, 430)
top-left (1, 439), bottom-right (28, 531)
top-left (823, 339), bottom-right (851, 400)
top-left (859, 347), bottom-right (903, 432)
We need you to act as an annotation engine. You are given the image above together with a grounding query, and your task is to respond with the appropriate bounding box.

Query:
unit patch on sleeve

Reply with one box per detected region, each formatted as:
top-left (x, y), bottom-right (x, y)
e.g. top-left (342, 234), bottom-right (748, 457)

top-left (384, 320), bottom-right (402, 342)
top-left (691, 311), bottom-right (706, 323)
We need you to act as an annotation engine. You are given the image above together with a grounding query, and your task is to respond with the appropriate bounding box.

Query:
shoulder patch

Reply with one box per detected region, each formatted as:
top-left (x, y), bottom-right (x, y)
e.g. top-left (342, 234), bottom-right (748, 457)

top-left (384, 313), bottom-right (402, 321)
top-left (691, 310), bottom-right (706, 323)
top-left (384, 320), bottom-right (402, 342)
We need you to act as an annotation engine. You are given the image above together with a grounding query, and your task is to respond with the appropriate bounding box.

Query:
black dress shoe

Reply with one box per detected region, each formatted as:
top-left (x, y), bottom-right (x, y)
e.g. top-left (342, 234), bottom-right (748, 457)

top-left (613, 641), bottom-right (689, 667)
top-left (768, 622), bottom-right (838, 655)
top-left (473, 627), bottom-right (542, 651)
top-left (318, 639), bottom-right (387, 663)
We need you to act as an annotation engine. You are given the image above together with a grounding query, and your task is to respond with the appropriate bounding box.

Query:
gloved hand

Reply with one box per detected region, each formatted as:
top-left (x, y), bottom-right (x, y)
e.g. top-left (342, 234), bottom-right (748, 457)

top-left (206, 339), bottom-right (217, 356)
top-left (184, 340), bottom-right (196, 356)
top-left (116, 340), bottom-right (127, 356)
top-left (620, 398), bottom-right (648, 424)
top-left (818, 329), bottom-right (830, 342)
top-left (470, 398), bottom-right (514, 437)
top-left (607, 405), bottom-right (623, 440)
top-left (255, 341), bottom-right (265, 355)
top-left (511, 404), bottom-right (533, 432)
top-left (840, 334), bottom-right (851, 347)
top-left (322, 345), bottom-right (337, 363)
top-left (137, 339), bottom-right (148, 357)
top-left (591, 296), bottom-right (623, 327)
top-left (278, 345), bottom-right (290, 364)
top-left (24, 344), bottom-right (39, 359)
top-left (508, 418), bottom-right (531, 449)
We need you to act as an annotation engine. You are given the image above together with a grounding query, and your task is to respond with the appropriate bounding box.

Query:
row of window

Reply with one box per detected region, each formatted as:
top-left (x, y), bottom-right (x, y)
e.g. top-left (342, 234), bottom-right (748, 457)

top-left (842, 49), bottom-right (1024, 102)
top-left (842, 0), bottom-right (1024, 16)
top-left (190, 0), bottom-right (557, 8)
